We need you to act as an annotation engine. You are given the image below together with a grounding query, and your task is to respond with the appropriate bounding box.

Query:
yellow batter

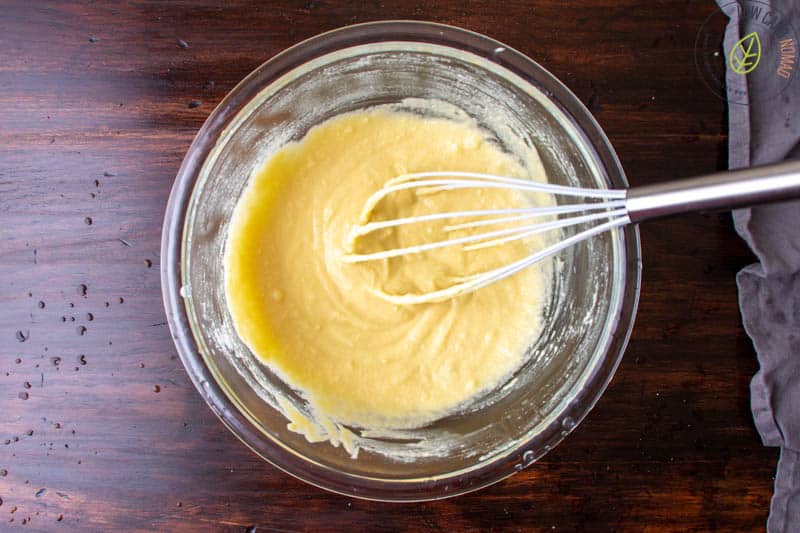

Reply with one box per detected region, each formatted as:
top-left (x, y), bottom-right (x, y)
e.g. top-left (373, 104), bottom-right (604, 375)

top-left (224, 106), bottom-right (551, 445)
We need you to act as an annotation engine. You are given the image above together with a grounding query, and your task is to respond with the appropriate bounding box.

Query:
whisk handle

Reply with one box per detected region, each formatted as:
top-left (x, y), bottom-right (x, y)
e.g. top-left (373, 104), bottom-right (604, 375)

top-left (626, 160), bottom-right (800, 224)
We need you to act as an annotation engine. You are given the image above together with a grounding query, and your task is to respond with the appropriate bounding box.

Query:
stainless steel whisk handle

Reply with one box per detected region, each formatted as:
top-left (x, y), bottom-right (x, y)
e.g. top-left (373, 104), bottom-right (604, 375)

top-left (626, 160), bottom-right (800, 224)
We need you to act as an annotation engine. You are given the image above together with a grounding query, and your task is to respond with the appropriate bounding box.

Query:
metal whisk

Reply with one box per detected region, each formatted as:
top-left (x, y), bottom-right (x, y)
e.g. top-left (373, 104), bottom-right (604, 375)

top-left (343, 161), bottom-right (800, 305)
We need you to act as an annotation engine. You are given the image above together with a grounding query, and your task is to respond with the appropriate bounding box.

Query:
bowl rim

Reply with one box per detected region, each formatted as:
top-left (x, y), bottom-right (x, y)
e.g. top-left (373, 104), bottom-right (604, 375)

top-left (160, 19), bottom-right (642, 502)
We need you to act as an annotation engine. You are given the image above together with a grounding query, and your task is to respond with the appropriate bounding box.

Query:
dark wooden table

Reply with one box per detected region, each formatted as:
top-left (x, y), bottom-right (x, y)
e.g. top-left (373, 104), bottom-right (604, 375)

top-left (0, 1), bottom-right (778, 531)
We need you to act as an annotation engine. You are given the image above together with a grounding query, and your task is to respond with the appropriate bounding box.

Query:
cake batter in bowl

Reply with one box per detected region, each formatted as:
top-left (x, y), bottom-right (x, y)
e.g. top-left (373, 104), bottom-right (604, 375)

top-left (161, 21), bottom-right (641, 501)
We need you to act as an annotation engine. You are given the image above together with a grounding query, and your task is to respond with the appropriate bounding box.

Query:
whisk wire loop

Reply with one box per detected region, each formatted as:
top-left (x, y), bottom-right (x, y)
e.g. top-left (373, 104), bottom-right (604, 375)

top-left (343, 171), bottom-right (629, 303)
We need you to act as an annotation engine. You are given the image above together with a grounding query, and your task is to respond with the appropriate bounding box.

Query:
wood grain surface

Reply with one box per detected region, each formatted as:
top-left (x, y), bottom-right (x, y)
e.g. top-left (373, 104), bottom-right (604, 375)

top-left (0, 1), bottom-right (778, 531)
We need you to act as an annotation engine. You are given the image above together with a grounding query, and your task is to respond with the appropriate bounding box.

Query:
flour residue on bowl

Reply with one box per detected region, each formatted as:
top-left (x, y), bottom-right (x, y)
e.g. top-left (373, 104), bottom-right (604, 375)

top-left (223, 99), bottom-right (555, 458)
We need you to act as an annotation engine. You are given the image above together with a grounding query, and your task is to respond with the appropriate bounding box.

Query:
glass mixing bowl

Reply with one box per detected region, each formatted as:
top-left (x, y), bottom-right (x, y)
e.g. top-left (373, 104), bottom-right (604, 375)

top-left (161, 21), bottom-right (641, 501)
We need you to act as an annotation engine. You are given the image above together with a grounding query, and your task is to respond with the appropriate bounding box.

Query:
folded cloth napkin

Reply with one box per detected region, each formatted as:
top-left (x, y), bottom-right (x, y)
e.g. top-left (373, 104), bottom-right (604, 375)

top-left (717, 1), bottom-right (800, 531)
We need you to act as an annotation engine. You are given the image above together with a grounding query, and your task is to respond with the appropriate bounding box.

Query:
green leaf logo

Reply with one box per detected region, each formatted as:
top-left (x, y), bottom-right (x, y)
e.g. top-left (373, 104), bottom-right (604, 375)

top-left (729, 31), bottom-right (762, 74)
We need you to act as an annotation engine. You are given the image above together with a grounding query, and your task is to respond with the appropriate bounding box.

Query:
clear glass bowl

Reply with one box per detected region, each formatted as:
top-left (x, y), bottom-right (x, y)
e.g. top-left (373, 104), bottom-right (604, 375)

top-left (161, 21), bottom-right (641, 501)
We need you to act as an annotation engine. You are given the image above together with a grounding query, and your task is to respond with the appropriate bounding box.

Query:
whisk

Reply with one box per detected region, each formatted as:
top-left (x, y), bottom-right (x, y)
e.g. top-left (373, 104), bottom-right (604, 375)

top-left (343, 161), bottom-right (800, 305)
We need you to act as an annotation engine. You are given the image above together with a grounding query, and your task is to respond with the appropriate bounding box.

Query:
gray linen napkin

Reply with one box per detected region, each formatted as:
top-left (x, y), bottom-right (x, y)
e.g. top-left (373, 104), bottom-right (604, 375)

top-left (716, 1), bottom-right (800, 531)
